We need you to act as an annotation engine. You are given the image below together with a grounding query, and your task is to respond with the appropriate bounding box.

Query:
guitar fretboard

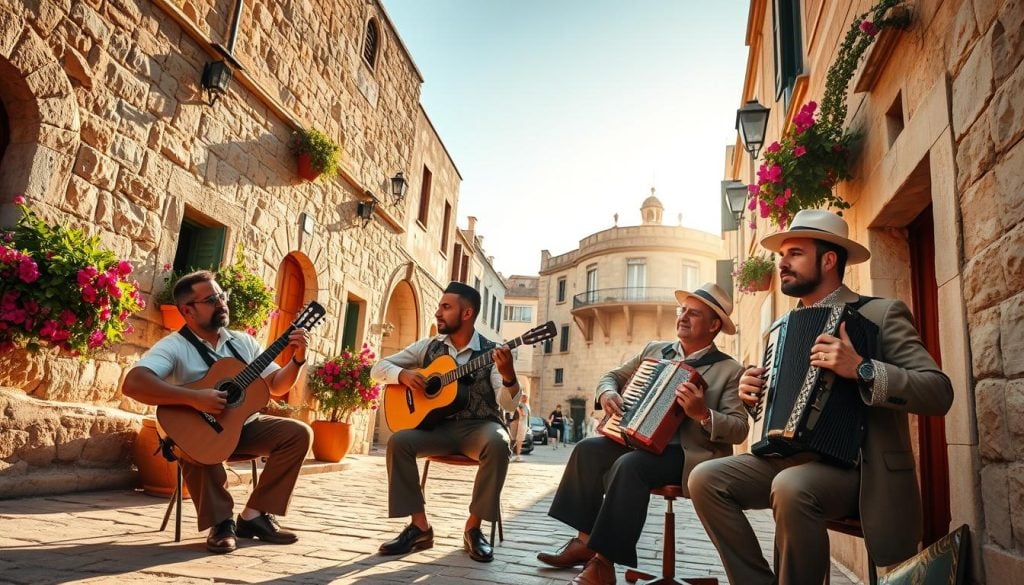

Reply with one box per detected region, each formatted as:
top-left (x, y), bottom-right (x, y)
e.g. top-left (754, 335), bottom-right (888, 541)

top-left (233, 325), bottom-right (297, 388)
top-left (438, 336), bottom-right (526, 385)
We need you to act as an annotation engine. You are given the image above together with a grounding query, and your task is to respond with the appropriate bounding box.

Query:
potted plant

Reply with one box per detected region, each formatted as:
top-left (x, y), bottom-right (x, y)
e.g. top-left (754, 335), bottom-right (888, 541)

top-left (746, 0), bottom-right (909, 228)
top-left (291, 127), bottom-right (341, 182)
top-left (217, 246), bottom-right (276, 336)
top-left (0, 195), bottom-right (146, 356)
top-left (153, 264), bottom-right (186, 330)
top-left (733, 255), bottom-right (776, 294)
top-left (306, 343), bottom-right (382, 462)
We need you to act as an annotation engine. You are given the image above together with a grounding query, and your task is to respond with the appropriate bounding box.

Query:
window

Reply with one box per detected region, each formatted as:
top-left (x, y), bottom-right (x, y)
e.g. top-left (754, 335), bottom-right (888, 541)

top-left (504, 305), bottom-right (533, 322)
top-left (556, 277), bottom-right (567, 303)
top-left (173, 214), bottom-right (226, 273)
top-left (417, 165), bottom-right (432, 226)
top-left (451, 243), bottom-right (463, 281)
top-left (341, 297), bottom-right (363, 351)
top-left (440, 201), bottom-right (452, 253)
top-left (544, 339), bottom-right (553, 354)
top-left (773, 0), bottom-right (804, 111)
top-left (496, 301), bottom-right (502, 332)
top-left (682, 261), bottom-right (701, 292)
top-left (362, 18), bottom-right (380, 69)
top-left (490, 295), bottom-right (497, 329)
top-left (554, 368), bottom-right (564, 385)
top-left (626, 258), bottom-right (646, 300)
top-left (482, 287), bottom-right (489, 321)
top-left (559, 325), bottom-right (570, 352)
top-left (586, 265), bottom-right (598, 303)
top-left (474, 277), bottom-right (480, 290)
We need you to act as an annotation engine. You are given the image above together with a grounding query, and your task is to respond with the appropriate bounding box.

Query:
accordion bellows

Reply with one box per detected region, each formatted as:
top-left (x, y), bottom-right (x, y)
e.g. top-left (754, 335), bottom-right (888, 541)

top-left (599, 359), bottom-right (706, 455)
top-left (751, 305), bottom-right (879, 467)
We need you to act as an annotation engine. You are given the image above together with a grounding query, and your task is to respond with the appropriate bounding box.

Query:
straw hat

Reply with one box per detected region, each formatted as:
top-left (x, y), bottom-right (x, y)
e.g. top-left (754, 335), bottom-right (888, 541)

top-left (674, 282), bottom-right (736, 335)
top-left (759, 209), bottom-right (871, 264)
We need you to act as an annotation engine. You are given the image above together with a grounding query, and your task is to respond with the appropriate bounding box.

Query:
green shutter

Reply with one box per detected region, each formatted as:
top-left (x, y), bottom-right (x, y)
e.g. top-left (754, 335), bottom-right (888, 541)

top-left (341, 302), bottom-right (360, 351)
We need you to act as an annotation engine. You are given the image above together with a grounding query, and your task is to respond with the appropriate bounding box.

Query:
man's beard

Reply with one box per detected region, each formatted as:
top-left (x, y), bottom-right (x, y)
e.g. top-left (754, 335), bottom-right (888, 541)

top-left (204, 310), bottom-right (229, 330)
top-left (437, 318), bottom-right (455, 334)
top-left (780, 266), bottom-right (822, 297)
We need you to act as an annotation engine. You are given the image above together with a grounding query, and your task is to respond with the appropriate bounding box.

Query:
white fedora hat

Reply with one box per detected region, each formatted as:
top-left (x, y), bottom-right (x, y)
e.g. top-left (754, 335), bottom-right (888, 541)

top-left (674, 282), bottom-right (736, 336)
top-left (759, 209), bottom-right (871, 265)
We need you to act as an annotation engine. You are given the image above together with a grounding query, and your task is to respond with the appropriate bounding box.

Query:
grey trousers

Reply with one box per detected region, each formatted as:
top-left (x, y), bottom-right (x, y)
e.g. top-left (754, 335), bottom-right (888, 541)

top-left (688, 452), bottom-right (859, 585)
top-left (180, 414), bottom-right (313, 531)
top-left (386, 418), bottom-right (510, 522)
top-left (548, 436), bottom-right (684, 568)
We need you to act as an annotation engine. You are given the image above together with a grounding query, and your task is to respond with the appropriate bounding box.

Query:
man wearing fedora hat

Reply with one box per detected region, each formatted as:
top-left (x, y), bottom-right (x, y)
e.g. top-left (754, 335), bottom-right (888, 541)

top-left (536, 283), bottom-right (748, 585)
top-left (688, 210), bottom-right (952, 585)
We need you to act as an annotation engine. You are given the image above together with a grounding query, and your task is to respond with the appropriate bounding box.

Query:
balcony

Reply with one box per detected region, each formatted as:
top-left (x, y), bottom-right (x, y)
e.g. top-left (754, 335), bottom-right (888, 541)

top-left (570, 287), bottom-right (679, 343)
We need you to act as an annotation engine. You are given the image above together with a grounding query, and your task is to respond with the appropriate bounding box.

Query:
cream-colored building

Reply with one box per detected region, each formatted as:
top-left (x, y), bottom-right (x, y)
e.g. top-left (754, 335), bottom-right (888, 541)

top-left (502, 275), bottom-right (540, 400)
top-left (725, 1), bottom-right (1024, 582)
top-left (535, 194), bottom-right (729, 440)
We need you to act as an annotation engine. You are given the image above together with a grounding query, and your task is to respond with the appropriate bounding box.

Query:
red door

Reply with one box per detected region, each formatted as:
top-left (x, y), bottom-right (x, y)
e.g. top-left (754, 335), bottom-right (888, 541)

top-left (269, 256), bottom-right (304, 398)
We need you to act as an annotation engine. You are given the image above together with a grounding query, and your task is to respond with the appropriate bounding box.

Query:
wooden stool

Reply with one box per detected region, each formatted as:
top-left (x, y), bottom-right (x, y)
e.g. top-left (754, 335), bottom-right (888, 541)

top-left (825, 517), bottom-right (878, 585)
top-left (419, 454), bottom-right (503, 545)
top-left (625, 485), bottom-right (718, 585)
top-left (159, 455), bottom-right (260, 542)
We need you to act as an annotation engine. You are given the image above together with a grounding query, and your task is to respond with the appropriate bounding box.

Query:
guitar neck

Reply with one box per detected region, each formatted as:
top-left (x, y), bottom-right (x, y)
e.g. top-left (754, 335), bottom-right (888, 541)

top-left (234, 325), bottom-right (296, 387)
top-left (439, 336), bottom-right (525, 386)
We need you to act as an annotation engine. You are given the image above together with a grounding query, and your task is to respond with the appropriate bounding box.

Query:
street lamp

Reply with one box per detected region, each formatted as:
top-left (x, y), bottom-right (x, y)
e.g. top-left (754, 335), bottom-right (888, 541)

top-left (356, 191), bottom-right (378, 227)
top-left (390, 172), bottom-right (408, 205)
top-left (735, 99), bottom-right (771, 159)
top-left (201, 60), bottom-right (232, 106)
top-left (725, 181), bottom-right (749, 222)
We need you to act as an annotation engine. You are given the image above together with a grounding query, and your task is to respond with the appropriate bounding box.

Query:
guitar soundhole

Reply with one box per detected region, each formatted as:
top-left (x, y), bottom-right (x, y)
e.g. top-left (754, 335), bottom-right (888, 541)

top-left (424, 376), bottom-right (443, 398)
top-left (219, 381), bottom-right (245, 407)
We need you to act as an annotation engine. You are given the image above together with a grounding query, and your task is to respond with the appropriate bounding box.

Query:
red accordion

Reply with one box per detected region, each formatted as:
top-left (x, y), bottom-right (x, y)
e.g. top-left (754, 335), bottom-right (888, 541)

top-left (598, 359), bottom-right (706, 454)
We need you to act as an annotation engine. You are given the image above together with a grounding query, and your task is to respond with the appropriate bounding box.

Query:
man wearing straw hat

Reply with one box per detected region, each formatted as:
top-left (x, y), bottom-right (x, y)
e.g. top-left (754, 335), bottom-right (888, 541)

top-left (536, 283), bottom-right (749, 585)
top-left (688, 209), bottom-right (952, 585)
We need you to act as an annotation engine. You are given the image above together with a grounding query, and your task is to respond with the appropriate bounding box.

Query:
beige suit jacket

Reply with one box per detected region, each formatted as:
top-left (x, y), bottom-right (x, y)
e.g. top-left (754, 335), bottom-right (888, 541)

top-left (833, 286), bottom-right (953, 566)
top-left (595, 341), bottom-right (748, 497)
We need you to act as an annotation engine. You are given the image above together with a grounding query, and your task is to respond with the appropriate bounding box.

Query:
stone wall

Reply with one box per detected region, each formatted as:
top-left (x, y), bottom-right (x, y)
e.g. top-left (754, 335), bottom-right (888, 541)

top-left (0, 0), bottom-right (458, 496)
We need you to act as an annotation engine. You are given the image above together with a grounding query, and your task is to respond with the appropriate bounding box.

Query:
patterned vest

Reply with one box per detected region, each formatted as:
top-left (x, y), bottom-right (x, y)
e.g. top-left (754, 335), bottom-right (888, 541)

top-left (423, 336), bottom-right (503, 424)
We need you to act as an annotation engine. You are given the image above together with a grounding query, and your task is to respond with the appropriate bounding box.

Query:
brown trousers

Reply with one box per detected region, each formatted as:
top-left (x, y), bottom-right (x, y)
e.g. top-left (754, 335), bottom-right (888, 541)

top-left (180, 414), bottom-right (312, 531)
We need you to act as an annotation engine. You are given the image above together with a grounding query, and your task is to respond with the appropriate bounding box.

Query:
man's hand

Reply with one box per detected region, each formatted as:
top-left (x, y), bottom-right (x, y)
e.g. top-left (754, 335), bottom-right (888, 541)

top-left (598, 390), bottom-right (624, 417)
top-left (810, 322), bottom-right (862, 379)
top-left (286, 327), bottom-right (310, 363)
top-left (192, 388), bottom-right (228, 414)
top-left (675, 381), bottom-right (709, 421)
top-left (493, 345), bottom-right (515, 382)
top-left (397, 369), bottom-right (427, 393)
top-left (739, 366), bottom-right (767, 408)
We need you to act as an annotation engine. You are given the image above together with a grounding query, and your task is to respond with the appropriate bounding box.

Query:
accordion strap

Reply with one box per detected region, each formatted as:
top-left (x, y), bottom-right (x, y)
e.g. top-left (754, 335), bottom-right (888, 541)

top-left (683, 349), bottom-right (732, 368)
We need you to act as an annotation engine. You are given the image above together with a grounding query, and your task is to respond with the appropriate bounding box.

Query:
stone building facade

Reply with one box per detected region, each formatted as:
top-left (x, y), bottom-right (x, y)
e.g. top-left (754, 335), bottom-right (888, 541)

top-left (726, 0), bottom-right (1024, 581)
top-left (535, 195), bottom-right (729, 441)
top-left (502, 274), bottom-right (540, 399)
top-left (0, 0), bottom-right (464, 497)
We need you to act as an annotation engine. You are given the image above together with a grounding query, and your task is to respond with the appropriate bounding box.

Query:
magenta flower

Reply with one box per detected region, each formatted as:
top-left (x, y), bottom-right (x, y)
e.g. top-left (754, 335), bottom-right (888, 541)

top-left (87, 329), bottom-right (106, 349)
top-left (793, 146), bottom-right (807, 157)
top-left (860, 20), bottom-right (879, 37)
top-left (13, 195), bottom-right (25, 205)
top-left (18, 258), bottom-right (40, 283)
top-left (766, 141), bottom-right (781, 154)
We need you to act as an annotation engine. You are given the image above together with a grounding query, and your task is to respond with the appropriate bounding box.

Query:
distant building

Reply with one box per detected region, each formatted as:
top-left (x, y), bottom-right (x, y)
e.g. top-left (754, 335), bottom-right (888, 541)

top-left (535, 192), bottom-right (728, 441)
top-left (502, 275), bottom-right (540, 399)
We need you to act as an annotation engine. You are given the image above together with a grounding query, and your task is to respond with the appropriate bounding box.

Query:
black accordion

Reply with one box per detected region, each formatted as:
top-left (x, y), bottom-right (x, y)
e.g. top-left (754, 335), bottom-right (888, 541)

top-left (750, 304), bottom-right (878, 467)
top-left (598, 359), bottom-right (706, 455)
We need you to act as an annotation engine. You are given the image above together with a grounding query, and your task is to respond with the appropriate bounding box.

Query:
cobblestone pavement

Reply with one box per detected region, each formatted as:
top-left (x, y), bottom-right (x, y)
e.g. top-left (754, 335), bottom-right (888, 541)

top-left (0, 442), bottom-right (857, 584)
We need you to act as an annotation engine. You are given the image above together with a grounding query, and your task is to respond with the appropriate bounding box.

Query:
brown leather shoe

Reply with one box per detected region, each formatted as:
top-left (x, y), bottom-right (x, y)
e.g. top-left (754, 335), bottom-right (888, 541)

top-left (537, 536), bottom-right (596, 568)
top-left (206, 518), bottom-right (237, 554)
top-left (570, 555), bottom-right (616, 585)
top-left (236, 513), bottom-right (298, 544)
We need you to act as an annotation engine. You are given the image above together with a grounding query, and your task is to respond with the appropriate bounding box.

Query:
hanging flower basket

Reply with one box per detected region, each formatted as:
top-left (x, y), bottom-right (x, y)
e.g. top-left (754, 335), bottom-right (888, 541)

top-left (296, 152), bottom-right (320, 182)
top-left (291, 127), bottom-right (341, 182)
top-left (733, 255), bottom-right (776, 295)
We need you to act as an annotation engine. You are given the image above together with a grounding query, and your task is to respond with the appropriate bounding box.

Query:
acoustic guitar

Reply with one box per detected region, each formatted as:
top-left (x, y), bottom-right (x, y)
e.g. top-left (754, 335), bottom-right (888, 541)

top-left (383, 321), bottom-right (557, 432)
top-left (156, 302), bottom-right (326, 465)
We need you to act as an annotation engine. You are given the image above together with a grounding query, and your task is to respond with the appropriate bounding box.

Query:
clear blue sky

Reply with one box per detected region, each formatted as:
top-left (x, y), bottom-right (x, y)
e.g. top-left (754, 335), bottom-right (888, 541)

top-left (383, 0), bottom-right (750, 276)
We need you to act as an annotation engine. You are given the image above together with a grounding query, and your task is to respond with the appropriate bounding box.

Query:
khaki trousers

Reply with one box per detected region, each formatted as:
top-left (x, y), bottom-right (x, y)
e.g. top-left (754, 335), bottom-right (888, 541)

top-left (386, 419), bottom-right (509, 522)
top-left (180, 414), bottom-right (313, 531)
top-left (688, 452), bottom-right (859, 585)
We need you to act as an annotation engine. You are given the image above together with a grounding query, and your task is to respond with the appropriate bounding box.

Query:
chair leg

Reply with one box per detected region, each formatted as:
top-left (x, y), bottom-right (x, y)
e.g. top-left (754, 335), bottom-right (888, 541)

top-left (497, 506), bottom-right (504, 543)
top-left (867, 554), bottom-right (878, 585)
top-left (174, 463), bottom-right (182, 542)
top-left (159, 474), bottom-right (177, 532)
top-left (663, 499), bottom-right (675, 578)
top-left (250, 459), bottom-right (258, 488)
top-left (419, 459), bottom-right (431, 493)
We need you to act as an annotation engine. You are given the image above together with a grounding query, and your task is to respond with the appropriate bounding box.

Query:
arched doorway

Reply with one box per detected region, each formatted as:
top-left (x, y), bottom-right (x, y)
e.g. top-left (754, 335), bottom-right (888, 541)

top-left (374, 280), bottom-right (420, 446)
top-left (269, 255), bottom-right (306, 398)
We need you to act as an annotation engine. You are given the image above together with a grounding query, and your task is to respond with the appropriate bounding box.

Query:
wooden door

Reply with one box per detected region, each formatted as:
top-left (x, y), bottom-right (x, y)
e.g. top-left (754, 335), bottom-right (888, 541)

top-left (271, 256), bottom-right (305, 369)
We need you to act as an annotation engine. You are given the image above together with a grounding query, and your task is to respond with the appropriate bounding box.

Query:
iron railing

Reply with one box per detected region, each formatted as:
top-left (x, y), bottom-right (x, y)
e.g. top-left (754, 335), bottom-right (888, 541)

top-left (572, 287), bottom-right (679, 309)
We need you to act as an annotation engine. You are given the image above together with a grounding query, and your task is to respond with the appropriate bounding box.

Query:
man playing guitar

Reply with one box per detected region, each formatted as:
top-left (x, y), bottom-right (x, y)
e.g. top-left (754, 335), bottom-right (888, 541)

top-left (372, 281), bottom-right (520, 563)
top-left (122, 270), bottom-right (313, 554)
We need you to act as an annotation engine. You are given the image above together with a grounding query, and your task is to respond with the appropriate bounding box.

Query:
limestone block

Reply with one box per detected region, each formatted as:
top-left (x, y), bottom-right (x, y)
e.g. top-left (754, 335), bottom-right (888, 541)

top-left (111, 197), bottom-right (147, 242)
top-left (36, 124), bottom-right (78, 156)
top-left (0, 350), bottom-right (44, 393)
top-left (960, 172), bottom-right (1001, 258)
top-left (103, 60), bottom-right (147, 108)
top-left (93, 360), bottom-right (123, 396)
top-left (115, 170), bottom-right (157, 209)
top-left (146, 86), bottom-right (175, 119)
top-left (973, 0), bottom-right (1001, 33)
top-left (104, 0), bottom-right (142, 30)
top-left (73, 144), bottom-right (118, 190)
top-left (0, 6), bottom-right (25, 59)
top-left (1007, 379), bottom-right (1024, 458)
top-left (952, 27), bottom-right (994, 141)
top-left (994, 138), bottom-right (1024, 230)
top-left (976, 379), bottom-right (1013, 461)
top-left (990, 59), bottom-right (1024, 154)
top-left (982, 464), bottom-right (1012, 547)
top-left (963, 242), bottom-right (1008, 314)
top-left (94, 189), bottom-right (113, 230)
top-left (109, 134), bottom-right (144, 173)
top-left (992, 8), bottom-right (1024, 85)
top-left (948, 0), bottom-right (977, 76)
top-left (55, 417), bottom-right (91, 462)
top-left (955, 118), bottom-right (995, 193)
top-left (63, 174), bottom-right (99, 220)
top-left (15, 419), bottom-right (60, 467)
top-left (116, 99), bottom-right (154, 143)
top-left (69, 2), bottom-right (109, 45)
top-left (24, 62), bottom-right (73, 100)
top-left (1000, 293), bottom-right (1024, 377)
top-left (983, 544), bottom-right (1024, 585)
top-left (0, 428), bottom-right (30, 460)
top-left (9, 23), bottom-right (50, 75)
top-left (159, 126), bottom-right (191, 169)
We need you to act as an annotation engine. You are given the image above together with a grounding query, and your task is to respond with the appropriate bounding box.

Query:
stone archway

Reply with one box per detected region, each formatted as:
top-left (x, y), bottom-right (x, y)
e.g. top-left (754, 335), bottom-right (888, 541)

top-left (375, 279), bottom-right (420, 446)
top-left (270, 251), bottom-right (318, 407)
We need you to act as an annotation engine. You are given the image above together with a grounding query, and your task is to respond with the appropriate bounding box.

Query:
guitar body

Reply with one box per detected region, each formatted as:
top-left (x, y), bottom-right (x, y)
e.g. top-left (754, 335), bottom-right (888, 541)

top-left (156, 358), bottom-right (271, 465)
top-left (383, 354), bottom-right (470, 432)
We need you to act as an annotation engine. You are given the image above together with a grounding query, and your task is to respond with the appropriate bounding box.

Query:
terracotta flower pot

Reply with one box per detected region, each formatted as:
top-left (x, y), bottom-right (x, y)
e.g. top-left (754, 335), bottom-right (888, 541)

top-left (296, 152), bottom-right (321, 182)
top-left (134, 418), bottom-right (189, 498)
top-left (745, 273), bottom-right (772, 292)
top-left (160, 304), bottom-right (185, 330)
top-left (311, 420), bottom-right (354, 462)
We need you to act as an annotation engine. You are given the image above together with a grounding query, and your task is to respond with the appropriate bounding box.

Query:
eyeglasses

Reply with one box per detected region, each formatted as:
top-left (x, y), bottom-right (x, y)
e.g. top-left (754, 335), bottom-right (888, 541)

top-left (186, 291), bottom-right (230, 307)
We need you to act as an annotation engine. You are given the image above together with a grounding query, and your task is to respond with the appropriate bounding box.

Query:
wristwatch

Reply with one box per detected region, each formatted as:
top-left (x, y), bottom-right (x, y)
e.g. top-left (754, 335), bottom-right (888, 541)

top-left (856, 359), bottom-right (875, 387)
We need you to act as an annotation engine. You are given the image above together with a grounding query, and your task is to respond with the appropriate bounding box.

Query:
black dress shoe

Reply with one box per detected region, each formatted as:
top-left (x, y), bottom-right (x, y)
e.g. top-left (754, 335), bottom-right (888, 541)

top-left (206, 518), bottom-right (237, 554)
top-left (378, 524), bottom-right (434, 555)
top-left (236, 513), bottom-right (298, 544)
top-left (463, 527), bottom-right (493, 562)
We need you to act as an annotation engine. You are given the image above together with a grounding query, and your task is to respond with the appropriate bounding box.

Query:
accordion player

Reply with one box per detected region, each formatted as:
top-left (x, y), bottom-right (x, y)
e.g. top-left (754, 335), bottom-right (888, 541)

top-left (749, 304), bottom-right (879, 467)
top-left (598, 358), bottom-right (707, 455)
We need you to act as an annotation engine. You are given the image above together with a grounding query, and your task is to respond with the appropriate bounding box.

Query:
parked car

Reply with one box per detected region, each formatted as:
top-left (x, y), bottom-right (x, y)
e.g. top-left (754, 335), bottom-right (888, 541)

top-left (529, 416), bottom-right (549, 445)
top-left (511, 425), bottom-right (534, 456)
